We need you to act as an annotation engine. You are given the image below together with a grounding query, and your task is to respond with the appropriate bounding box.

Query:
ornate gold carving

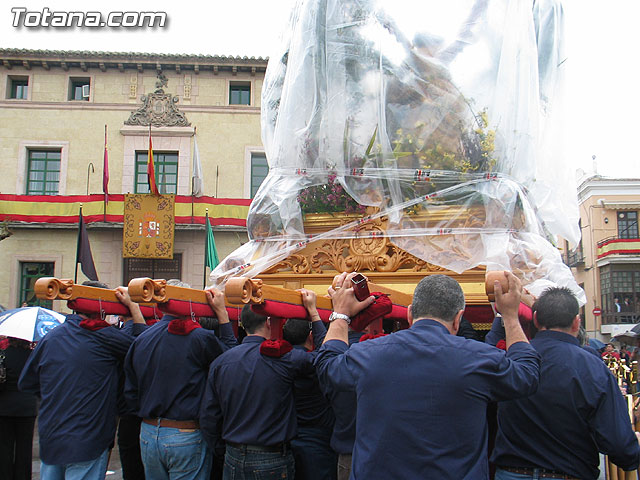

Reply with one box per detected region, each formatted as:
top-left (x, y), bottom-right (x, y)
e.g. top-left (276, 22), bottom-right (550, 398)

top-left (265, 215), bottom-right (445, 274)
top-left (264, 254), bottom-right (312, 275)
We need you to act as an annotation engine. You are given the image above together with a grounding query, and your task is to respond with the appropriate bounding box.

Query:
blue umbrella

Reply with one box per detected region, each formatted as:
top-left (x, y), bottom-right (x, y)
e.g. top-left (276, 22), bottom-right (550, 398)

top-left (0, 307), bottom-right (65, 342)
top-left (588, 337), bottom-right (606, 350)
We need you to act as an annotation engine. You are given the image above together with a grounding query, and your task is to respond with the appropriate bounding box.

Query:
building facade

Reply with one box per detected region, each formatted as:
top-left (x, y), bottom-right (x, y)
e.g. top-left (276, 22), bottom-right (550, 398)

top-left (568, 176), bottom-right (640, 339)
top-left (0, 49), bottom-right (269, 310)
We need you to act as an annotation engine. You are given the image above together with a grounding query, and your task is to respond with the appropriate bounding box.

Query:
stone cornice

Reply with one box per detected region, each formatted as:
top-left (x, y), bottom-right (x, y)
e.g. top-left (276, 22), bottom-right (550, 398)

top-left (0, 48), bottom-right (268, 74)
top-left (0, 100), bottom-right (261, 114)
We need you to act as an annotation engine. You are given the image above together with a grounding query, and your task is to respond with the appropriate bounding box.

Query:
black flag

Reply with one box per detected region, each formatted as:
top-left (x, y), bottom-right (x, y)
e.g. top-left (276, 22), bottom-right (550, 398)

top-left (75, 207), bottom-right (98, 282)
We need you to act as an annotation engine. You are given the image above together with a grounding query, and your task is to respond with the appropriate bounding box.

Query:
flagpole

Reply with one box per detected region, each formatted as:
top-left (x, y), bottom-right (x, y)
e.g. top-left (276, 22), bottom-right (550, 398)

top-left (75, 204), bottom-right (82, 283)
top-left (204, 208), bottom-right (209, 289)
top-left (215, 166), bottom-right (219, 198)
top-left (103, 124), bottom-right (108, 222)
top-left (191, 127), bottom-right (196, 224)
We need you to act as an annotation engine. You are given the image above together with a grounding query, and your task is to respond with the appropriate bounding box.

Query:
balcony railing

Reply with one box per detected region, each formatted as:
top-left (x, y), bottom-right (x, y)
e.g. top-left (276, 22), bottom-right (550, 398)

top-left (597, 236), bottom-right (640, 260)
top-left (565, 249), bottom-right (584, 267)
top-left (601, 311), bottom-right (639, 325)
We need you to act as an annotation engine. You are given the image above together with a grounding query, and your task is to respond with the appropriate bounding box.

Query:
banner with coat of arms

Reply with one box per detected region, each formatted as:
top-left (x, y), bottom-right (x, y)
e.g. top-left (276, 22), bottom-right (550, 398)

top-left (123, 194), bottom-right (175, 258)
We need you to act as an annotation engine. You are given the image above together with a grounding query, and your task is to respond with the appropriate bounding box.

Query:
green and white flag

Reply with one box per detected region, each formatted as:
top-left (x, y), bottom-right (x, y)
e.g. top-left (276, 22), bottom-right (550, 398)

top-left (205, 213), bottom-right (219, 270)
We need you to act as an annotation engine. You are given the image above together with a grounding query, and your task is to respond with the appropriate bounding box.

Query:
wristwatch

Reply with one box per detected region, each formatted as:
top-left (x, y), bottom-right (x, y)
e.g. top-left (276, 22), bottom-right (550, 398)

top-left (329, 312), bottom-right (351, 324)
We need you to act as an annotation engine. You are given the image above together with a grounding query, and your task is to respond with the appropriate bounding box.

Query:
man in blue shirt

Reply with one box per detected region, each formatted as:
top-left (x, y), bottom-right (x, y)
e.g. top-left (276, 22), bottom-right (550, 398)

top-left (282, 292), bottom-right (336, 480)
top-left (19, 283), bottom-right (147, 480)
top-left (322, 328), bottom-right (362, 480)
top-left (492, 286), bottom-right (640, 479)
top-left (315, 271), bottom-right (541, 479)
top-left (124, 281), bottom-right (237, 480)
top-left (200, 291), bottom-right (322, 480)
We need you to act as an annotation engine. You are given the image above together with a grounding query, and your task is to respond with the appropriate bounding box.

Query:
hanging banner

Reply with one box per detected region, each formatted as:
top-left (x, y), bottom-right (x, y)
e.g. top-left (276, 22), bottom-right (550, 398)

top-left (123, 194), bottom-right (175, 259)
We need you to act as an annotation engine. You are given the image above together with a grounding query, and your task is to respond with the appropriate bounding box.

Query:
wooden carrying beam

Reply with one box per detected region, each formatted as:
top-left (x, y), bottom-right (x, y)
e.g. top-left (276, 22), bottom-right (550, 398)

top-left (225, 278), bottom-right (411, 323)
top-left (128, 277), bottom-right (244, 320)
top-left (126, 277), bottom-right (411, 323)
top-left (34, 277), bottom-right (162, 319)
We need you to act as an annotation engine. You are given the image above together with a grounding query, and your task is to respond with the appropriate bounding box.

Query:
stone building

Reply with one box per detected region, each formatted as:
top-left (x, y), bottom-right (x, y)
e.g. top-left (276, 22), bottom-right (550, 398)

top-left (0, 48), bottom-right (269, 310)
top-left (567, 175), bottom-right (640, 339)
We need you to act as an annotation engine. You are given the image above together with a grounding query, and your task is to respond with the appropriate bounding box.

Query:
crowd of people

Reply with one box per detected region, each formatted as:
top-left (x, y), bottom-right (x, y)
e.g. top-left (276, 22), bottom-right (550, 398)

top-left (1, 271), bottom-right (640, 480)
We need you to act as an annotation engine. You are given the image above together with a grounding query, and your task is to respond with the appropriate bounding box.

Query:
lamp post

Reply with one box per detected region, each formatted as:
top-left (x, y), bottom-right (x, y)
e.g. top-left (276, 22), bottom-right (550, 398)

top-left (86, 162), bottom-right (94, 195)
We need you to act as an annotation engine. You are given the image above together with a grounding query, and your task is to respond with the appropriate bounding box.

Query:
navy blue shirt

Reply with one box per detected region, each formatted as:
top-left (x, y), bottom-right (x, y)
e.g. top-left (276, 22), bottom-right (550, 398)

top-left (492, 329), bottom-right (640, 479)
top-left (320, 329), bottom-right (362, 454)
top-left (200, 335), bottom-right (315, 454)
top-left (315, 319), bottom-right (541, 479)
top-left (291, 321), bottom-right (333, 428)
top-left (18, 314), bottom-right (145, 465)
top-left (124, 316), bottom-right (237, 421)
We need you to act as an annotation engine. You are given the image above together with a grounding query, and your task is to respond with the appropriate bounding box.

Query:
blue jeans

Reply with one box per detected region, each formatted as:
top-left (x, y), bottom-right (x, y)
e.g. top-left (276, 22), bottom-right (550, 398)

top-left (223, 444), bottom-right (295, 480)
top-left (40, 448), bottom-right (109, 480)
top-left (139, 421), bottom-right (212, 480)
top-left (291, 425), bottom-right (337, 480)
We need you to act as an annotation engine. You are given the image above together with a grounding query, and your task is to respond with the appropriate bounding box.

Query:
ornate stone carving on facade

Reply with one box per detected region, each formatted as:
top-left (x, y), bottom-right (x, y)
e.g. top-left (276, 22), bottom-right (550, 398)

top-left (125, 71), bottom-right (191, 127)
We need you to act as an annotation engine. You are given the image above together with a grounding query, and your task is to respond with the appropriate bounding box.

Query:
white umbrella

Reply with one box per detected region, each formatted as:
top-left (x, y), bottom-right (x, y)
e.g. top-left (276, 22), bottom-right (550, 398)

top-left (0, 307), bottom-right (65, 342)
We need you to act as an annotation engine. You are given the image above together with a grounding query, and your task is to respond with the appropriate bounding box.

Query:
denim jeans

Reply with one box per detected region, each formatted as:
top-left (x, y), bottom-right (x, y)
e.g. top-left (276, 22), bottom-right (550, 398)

top-left (291, 425), bottom-right (337, 480)
top-left (40, 448), bottom-right (109, 480)
top-left (223, 444), bottom-right (295, 480)
top-left (139, 421), bottom-right (212, 480)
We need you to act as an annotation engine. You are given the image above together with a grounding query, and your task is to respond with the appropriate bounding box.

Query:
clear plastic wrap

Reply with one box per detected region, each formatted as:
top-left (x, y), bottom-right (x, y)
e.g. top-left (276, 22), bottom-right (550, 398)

top-left (212, 0), bottom-right (585, 304)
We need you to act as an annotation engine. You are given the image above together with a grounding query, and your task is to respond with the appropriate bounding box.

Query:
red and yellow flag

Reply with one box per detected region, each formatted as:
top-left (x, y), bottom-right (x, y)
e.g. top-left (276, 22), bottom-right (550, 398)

top-left (147, 125), bottom-right (159, 195)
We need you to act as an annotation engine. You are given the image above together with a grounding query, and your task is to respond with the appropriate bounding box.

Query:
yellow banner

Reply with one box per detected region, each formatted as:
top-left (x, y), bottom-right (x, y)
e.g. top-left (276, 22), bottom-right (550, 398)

top-left (123, 194), bottom-right (175, 259)
top-left (597, 239), bottom-right (640, 259)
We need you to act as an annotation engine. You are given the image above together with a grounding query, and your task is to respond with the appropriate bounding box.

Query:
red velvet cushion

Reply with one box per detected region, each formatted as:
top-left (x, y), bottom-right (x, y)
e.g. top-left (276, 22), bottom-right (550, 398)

top-left (350, 293), bottom-right (393, 332)
top-left (251, 301), bottom-right (332, 322)
top-left (69, 298), bottom-right (130, 316)
top-left (159, 299), bottom-right (213, 318)
top-left (495, 339), bottom-right (507, 350)
top-left (518, 303), bottom-right (533, 323)
top-left (157, 300), bottom-right (242, 322)
top-left (384, 304), bottom-right (408, 321)
top-left (68, 298), bottom-right (161, 321)
top-left (260, 339), bottom-right (293, 357)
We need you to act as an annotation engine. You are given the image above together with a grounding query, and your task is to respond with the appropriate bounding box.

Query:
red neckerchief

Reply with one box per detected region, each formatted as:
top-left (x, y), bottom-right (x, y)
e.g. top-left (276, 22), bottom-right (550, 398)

top-left (359, 332), bottom-right (388, 342)
top-left (167, 318), bottom-right (202, 335)
top-left (79, 317), bottom-right (111, 331)
top-left (260, 339), bottom-right (293, 357)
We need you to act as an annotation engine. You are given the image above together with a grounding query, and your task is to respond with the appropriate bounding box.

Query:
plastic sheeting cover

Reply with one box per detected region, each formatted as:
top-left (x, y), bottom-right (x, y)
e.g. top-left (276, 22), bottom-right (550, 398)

top-left (212, 0), bottom-right (585, 304)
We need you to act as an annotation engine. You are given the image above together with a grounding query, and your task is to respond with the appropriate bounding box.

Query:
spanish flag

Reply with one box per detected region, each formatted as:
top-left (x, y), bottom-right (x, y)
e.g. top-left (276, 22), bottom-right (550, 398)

top-left (147, 124), bottom-right (159, 195)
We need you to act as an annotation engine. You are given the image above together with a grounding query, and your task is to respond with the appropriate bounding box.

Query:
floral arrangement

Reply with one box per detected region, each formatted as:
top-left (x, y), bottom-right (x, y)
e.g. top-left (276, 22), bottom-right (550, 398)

top-left (392, 109), bottom-right (496, 173)
top-left (298, 174), bottom-right (368, 215)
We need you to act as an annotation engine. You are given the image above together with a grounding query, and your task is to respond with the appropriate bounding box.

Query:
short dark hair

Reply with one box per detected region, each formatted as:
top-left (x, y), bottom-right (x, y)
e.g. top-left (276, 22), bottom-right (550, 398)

top-left (533, 287), bottom-right (578, 330)
top-left (240, 304), bottom-right (267, 334)
top-left (282, 318), bottom-right (311, 345)
top-left (199, 316), bottom-right (219, 331)
top-left (82, 280), bottom-right (109, 289)
top-left (411, 275), bottom-right (465, 323)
